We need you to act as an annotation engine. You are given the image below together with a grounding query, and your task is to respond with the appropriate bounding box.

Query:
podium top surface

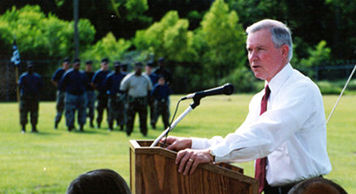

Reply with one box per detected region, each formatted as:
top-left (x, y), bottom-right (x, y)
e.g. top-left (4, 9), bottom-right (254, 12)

top-left (129, 140), bottom-right (256, 184)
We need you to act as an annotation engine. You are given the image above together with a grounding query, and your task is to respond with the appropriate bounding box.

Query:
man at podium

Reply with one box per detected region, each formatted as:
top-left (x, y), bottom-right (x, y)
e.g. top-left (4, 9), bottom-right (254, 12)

top-left (163, 19), bottom-right (332, 194)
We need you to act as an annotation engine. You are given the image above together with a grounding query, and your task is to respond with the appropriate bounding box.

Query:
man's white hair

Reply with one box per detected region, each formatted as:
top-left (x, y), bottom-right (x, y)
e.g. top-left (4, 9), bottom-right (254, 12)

top-left (246, 19), bottom-right (293, 61)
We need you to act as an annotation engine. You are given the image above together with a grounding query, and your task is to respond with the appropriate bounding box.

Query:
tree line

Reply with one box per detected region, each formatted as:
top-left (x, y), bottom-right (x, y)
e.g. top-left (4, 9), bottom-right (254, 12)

top-left (0, 0), bottom-right (355, 100)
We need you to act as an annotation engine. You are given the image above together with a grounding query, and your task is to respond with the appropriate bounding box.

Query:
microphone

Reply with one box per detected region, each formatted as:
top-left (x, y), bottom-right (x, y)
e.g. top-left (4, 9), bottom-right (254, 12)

top-left (181, 83), bottom-right (234, 101)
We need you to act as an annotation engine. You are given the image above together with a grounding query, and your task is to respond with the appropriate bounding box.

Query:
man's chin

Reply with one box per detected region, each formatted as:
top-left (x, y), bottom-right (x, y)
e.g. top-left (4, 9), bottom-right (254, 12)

top-left (253, 73), bottom-right (265, 81)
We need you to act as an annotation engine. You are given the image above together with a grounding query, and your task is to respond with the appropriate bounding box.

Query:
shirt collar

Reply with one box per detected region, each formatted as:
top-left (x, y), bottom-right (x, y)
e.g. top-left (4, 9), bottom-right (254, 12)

top-left (266, 63), bottom-right (293, 95)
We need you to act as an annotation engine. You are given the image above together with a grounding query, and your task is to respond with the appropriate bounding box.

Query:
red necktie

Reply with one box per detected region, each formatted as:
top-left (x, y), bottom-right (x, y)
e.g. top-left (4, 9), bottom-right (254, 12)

top-left (255, 85), bottom-right (271, 193)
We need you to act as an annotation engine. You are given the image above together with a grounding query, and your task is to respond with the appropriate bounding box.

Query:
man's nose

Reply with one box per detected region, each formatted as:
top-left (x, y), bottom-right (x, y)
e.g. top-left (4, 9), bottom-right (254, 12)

top-left (249, 50), bottom-right (257, 61)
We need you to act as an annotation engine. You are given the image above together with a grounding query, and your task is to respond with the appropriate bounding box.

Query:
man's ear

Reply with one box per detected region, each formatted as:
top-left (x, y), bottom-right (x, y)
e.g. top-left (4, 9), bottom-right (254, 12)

top-left (281, 44), bottom-right (289, 59)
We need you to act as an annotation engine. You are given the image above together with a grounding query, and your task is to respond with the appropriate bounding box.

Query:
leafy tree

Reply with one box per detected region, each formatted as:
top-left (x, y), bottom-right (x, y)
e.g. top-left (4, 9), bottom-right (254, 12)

top-left (81, 32), bottom-right (131, 68)
top-left (0, 5), bottom-right (95, 60)
top-left (299, 40), bottom-right (331, 79)
top-left (198, 0), bottom-right (246, 83)
top-left (301, 40), bottom-right (331, 68)
top-left (133, 11), bottom-right (194, 62)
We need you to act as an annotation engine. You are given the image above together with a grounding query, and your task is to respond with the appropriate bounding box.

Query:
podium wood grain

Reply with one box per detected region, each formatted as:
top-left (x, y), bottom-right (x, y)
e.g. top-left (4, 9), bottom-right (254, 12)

top-left (130, 140), bottom-right (258, 194)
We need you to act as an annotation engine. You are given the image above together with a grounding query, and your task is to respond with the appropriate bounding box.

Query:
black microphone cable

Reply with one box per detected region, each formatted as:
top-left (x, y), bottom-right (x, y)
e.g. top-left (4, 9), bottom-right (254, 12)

top-left (163, 98), bottom-right (183, 147)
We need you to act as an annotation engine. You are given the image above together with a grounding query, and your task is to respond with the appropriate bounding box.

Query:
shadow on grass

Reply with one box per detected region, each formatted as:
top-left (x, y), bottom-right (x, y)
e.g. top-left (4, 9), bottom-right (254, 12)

top-left (24, 131), bottom-right (58, 136)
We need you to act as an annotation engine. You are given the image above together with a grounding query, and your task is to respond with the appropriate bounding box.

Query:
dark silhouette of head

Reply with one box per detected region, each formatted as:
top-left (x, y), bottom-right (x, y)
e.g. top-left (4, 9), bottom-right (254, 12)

top-left (73, 58), bottom-right (81, 70)
top-left (66, 169), bottom-right (131, 194)
top-left (288, 177), bottom-right (347, 194)
top-left (134, 62), bottom-right (143, 75)
top-left (27, 61), bottom-right (33, 74)
top-left (114, 61), bottom-right (121, 73)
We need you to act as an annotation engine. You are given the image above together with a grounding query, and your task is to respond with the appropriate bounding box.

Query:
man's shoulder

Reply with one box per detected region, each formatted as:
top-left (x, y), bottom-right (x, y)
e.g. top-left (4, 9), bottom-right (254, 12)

top-left (107, 72), bottom-right (115, 77)
top-left (122, 72), bottom-right (135, 81)
top-left (19, 72), bottom-right (28, 79)
top-left (55, 68), bottom-right (64, 73)
top-left (33, 72), bottom-right (42, 78)
top-left (289, 69), bottom-right (319, 90)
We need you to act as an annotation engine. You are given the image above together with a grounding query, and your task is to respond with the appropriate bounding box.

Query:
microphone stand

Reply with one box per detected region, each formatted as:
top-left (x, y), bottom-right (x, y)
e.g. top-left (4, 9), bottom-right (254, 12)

top-left (150, 97), bottom-right (201, 147)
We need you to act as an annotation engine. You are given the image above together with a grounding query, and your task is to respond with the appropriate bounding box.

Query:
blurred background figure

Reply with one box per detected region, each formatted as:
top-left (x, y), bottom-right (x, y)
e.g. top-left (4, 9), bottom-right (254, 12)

top-left (59, 59), bottom-right (87, 132)
top-left (91, 58), bottom-right (111, 128)
top-left (144, 61), bottom-right (159, 129)
top-left (84, 60), bottom-right (95, 128)
top-left (153, 57), bottom-right (172, 86)
top-left (18, 61), bottom-right (43, 133)
top-left (120, 63), bottom-right (128, 74)
top-left (288, 177), bottom-right (347, 194)
top-left (66, 169), bottom-right (131, 194)
top-left (51, 57), bottom-right (70, 129)
top-left (151, 76), bottom-right (172, 129)
top-left (104, 61), bottom-right (127, 131)
top-left (120, 62), bottom-right (152, 136)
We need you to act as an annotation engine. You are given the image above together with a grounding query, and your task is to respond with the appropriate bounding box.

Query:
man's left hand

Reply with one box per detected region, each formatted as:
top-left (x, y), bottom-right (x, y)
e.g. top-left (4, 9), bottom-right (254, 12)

top-left (176, 149), bottom-right (214, 176)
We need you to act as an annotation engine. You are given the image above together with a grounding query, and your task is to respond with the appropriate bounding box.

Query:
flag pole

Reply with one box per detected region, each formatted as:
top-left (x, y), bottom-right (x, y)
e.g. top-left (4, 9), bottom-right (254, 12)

top-left (11, 39), bottom-right (21, 102)
top-left (15, 65), bottom-right (20, 102)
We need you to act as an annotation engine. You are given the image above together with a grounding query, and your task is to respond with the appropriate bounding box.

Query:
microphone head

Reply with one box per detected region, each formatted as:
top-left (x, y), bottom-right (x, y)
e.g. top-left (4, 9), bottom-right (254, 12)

top-left (222, 83), bottom-right (234, 95)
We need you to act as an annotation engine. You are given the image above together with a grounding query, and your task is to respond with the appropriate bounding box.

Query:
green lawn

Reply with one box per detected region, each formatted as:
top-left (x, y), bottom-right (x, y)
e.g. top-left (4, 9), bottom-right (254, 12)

top-left (0, 94), bottom-right (355, 193)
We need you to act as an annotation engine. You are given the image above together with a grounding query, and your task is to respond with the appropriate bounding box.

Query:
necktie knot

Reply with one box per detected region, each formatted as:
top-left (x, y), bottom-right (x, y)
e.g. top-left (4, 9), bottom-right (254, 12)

top-left (265, 85), bottom-right (271, 99)
top-left (260, 85), bottom-right (270, 115)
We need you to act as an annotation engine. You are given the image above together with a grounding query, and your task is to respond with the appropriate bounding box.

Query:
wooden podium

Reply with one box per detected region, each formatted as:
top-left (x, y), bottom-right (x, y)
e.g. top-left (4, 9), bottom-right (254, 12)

top-left (130, 140), bottom-right (258, 194)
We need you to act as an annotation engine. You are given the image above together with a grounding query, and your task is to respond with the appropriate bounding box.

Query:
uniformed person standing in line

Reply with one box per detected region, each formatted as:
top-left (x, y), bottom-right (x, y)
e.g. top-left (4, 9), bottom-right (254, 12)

top-left (120, 63), bottom-right (128, 74)
top-left (51, 57), bottom-right (70, 129)
top-left (18, 62), bottom-right (43, 133)
top-left (91, 58), bottom-right (111, 128)
top-left (120, 62), bottom-right (152, 136)
top-left (153, 57), bottom-right (172, 85)
top-left (84, 60), bottom-right (95, 128)
top-left (104, 62), bottom-right (126, 131)
top-left (144, 61), bottom-right (159, 129)
top-left (151, 76), bottom-right (172, 130)
top-left (59, 59), bottom-right (87, 132)
top-left (120, 63), bottom-right (129, 128)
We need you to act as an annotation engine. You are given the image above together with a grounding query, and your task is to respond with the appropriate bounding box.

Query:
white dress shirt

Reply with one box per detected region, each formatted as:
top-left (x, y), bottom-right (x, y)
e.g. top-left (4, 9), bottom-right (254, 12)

top-left (191, 64), bottom-right (332, 186)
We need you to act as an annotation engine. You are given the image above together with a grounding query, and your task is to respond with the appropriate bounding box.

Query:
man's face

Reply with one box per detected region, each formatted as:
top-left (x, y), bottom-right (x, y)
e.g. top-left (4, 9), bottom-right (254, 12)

top-left (101, 63), bottom-right (109, 71)
top-left (63, 62), bottom-right (70, 70)
top-left (85, 64), bottom-right (92, 72)
top-left (135, 66), bottom-right (142, 75)
top-left (158, 77), bottom-right (165, 85)
top-left (145, 66), bottom-right (152, 74)
top-left (246, 29), bottom-right (288, 82)
top-left (73, 62), bottom-right (80, 70)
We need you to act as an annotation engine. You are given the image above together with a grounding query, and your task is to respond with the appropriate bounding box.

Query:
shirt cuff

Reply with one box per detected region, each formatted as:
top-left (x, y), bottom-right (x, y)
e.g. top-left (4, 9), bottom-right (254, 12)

top-left (191, 137), bottom-right (210, 149)
top-left (210, 143), bottom-right (232, 163)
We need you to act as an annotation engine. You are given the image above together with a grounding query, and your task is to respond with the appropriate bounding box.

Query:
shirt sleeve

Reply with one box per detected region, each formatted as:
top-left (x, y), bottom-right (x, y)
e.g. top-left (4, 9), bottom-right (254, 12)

top-left (207, 84), bottom-right (319, 163)
top-left (145, 75), bottom-right (153, 91)
top-left (120, 75), bottom-right (130, 92)
top-left (59, 72), bottom-right (68, 91)
top-left (51, 70), bottom-right (59, 81)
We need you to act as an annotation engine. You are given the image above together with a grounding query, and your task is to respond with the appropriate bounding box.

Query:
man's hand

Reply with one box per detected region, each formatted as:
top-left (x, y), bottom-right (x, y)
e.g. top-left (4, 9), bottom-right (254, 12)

top-left (176, 149), bottom-right (214, 176)
top-left (161, 136), bottom-right (192, 151)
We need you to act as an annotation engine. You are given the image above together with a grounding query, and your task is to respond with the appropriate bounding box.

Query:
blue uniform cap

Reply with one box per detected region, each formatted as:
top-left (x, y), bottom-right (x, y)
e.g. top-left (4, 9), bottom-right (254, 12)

top-left (101, 58), bottom-right (109, 64)
top-left (86, 60), bottom-right (93, 65)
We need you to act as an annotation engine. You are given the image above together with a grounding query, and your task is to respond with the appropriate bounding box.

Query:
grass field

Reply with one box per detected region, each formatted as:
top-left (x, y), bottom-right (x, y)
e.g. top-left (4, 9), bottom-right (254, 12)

top-left (0, 94), bottom-right (355, 193)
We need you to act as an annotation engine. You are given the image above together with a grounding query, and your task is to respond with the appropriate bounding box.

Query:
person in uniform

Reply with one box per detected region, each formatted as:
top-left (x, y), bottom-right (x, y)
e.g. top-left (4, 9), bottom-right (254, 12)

top-left (59, 59), bottom-right (87, 132)
top-left (18, 62), bottom-right (43, 133)
top-left (153, 57), bottom-right (172, 85)
top-left (51, 57), bottom-right (70, 129)
top-left (120, 62), bottom-right (152, 136)
top-left (151, 76), bottom-right (172, 130)
top-left (104, 61), bottom-right (126, 131)
top-left (91, 58), bottom-right (111, 128)
top-left (120, 63), bottom-right (128, 74)
top-left (144, 61), bottom-right (159, 129)
top-left (85, 60), bottom-right (95, 128)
